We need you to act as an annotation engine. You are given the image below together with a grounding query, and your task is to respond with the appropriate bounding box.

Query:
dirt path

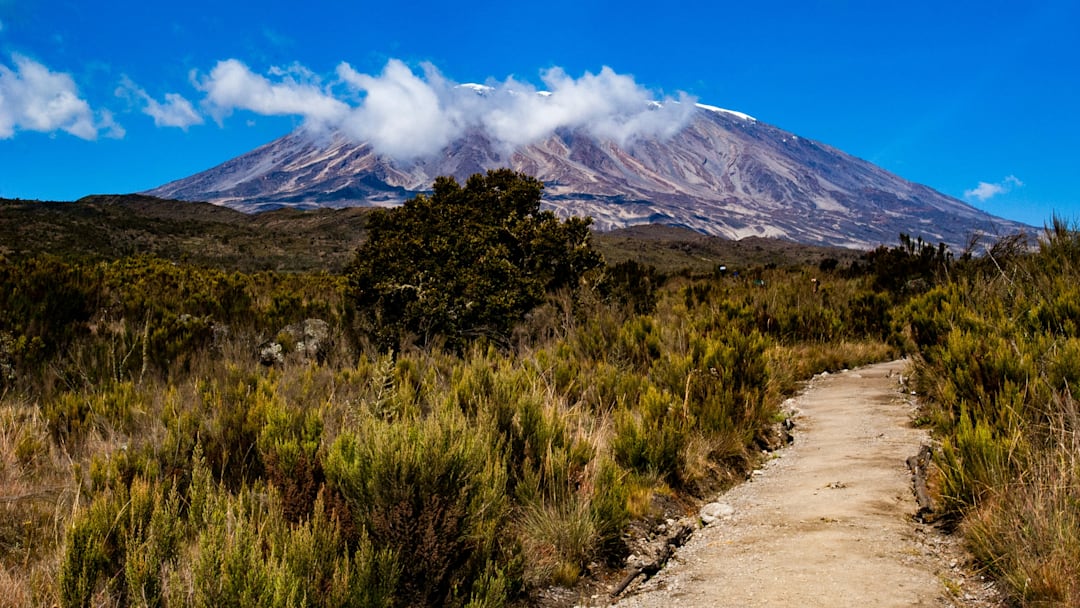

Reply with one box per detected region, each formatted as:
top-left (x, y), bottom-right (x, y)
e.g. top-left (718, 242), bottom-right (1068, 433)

top-left (611, 360), bottom-right (1001, 608)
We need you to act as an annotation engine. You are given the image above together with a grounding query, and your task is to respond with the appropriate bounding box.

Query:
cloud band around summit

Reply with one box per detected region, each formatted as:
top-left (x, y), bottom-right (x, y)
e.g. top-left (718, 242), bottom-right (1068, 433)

top-left (0, 52), bottom-right (695, 157)
top-left (195, 58), bottom-right (698, 160)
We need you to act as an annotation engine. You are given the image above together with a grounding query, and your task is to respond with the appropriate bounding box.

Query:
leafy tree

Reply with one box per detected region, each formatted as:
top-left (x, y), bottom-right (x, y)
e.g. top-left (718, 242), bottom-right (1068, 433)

top-left (347, 169), bottom-right (602, 351)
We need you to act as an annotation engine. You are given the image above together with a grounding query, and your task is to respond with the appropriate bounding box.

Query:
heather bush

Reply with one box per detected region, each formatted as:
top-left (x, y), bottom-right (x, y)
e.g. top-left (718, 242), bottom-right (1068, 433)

top-left (612, 385), bottom-right (687, 482)
top-left (904, 219), bottom-right (1080, 605)
top-left (59, 477), bottom-right (182, 608)
top-left (324, 406), bottom-right (511, 606)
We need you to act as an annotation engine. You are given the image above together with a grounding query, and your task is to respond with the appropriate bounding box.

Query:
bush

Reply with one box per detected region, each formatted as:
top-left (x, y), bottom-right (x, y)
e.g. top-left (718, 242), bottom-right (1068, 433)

top-left (904, 222), bottom-right (1080, 605)
top-left (612, 386), bottom-right (687, 483)
top-left (347, 170), bottom-right (601, 351)
top-left (324, 407), bottom-right (511, 606)
top-left (59, 477), bottom-right (181, 608)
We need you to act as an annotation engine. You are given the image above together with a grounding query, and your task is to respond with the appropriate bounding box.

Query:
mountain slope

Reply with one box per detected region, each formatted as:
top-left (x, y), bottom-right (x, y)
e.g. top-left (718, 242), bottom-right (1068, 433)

top-left (147, 105), bottom-right (1028, 250)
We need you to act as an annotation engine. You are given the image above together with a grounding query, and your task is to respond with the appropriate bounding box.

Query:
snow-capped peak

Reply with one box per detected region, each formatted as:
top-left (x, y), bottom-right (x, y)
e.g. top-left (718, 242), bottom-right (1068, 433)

top-left (695, 103), bottom-right (756, 121)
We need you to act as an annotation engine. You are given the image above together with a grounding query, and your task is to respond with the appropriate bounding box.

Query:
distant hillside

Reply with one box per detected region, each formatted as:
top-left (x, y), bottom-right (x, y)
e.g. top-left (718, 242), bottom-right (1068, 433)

top-left (0, 195), bottom-right (370, 272)
top-left (594, 224), bottom-right (862, 275)
top-left (1, 195), bottom-right (865, 274)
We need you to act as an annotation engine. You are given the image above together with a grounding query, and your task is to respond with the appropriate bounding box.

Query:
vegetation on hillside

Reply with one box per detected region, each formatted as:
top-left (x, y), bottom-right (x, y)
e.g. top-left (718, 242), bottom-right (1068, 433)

top-left (0, 195), bottom-right (371, 273)
top-left (901, 220), bottom-right (1080, 606)
top-left (1, 170), bottom-right (1070, 606)
top-left (0, 194), bottom-right (862, 275)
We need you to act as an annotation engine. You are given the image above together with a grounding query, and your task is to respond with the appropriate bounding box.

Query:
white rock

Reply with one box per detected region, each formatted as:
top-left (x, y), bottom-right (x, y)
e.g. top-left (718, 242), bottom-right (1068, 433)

top-left (700, 502), bottom-right (735, 524)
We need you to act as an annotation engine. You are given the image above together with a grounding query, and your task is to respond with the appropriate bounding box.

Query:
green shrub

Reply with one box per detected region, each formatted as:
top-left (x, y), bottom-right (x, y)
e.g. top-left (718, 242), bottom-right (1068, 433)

top-left (258, 396), bottom-right (324, 523)
top-left (325, 406), bottom-right (510, 607)
top-left (612, 386), bottom-right (687, 483)
top-left (59, 477), bottom-right (180, 608)
top-left (905, 222), bottom-right (1080, 605)
top-left (936, 404), bottom-right (1023, 515)
top-left (587, 457), bottom-right (630, 561)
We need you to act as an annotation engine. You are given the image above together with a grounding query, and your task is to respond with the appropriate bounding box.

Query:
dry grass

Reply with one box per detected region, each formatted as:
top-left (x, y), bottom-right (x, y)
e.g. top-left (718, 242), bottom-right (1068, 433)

top-left (767, 340), bottom-right (897, 396)
top-left (517, 497), bottom-right (598, 587)
top-left (0, 403), bottom-right (75, 605)
top-left (961, 406), bottom-right (1080, 607)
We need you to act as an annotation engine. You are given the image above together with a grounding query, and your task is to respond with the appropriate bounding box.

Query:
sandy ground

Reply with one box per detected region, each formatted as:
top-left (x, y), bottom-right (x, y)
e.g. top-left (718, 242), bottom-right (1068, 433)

top-left (609, 360), bottom-right (1003, 608)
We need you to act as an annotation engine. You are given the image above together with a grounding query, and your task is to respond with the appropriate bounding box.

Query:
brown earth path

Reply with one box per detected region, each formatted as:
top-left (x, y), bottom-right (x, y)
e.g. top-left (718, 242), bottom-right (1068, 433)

top-left (610, 360), bottom-right (1002, 608)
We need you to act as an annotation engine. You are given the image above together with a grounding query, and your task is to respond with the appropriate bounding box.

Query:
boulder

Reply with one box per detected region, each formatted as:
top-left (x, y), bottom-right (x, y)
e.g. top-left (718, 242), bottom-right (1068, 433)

top-left (282, 318), bottom-right (331, 362)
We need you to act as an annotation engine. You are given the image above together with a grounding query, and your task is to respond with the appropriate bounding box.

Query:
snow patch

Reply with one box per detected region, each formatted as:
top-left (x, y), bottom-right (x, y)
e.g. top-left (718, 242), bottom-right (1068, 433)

top-left (459, 83), bottom-right (494, 94)
top-left (695, 103), bottom-right (756, 122)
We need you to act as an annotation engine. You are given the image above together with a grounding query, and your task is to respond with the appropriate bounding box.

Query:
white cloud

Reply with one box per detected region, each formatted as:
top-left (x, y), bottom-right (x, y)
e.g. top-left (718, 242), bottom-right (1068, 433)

top-left (337, 60), bottom-right (465, 159)
top-left (97, 109), bottom-right (125, 139)
top-left (117, 76), bottom-right (203, 129)
top-left (481, 66), bottom-right (695, 149)
top-left (0, 53), bottom-right (117, 139)
top-left (196, 58), bottom-right (348, 126)
top-left (965, 175), bottom-right (1024, 202)
top-left (191, 58), bottom-right (697, 161)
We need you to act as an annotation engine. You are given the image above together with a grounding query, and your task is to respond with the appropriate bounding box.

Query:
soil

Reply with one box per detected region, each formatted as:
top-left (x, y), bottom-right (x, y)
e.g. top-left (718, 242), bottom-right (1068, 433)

top-left (561, 360), bottom-right (1006, 607)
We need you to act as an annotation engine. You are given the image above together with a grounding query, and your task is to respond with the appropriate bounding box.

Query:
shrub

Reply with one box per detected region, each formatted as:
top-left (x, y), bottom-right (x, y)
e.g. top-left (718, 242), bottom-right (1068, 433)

top-left (611, 386), bottom-right (687, 483)
top-left (59, 477), bottom-right (181, 608)
top-left (347, 170), bottom-right (602, 352)
top-left (324, 406), bottom-right (510, 606)
top-left (257, 396), bottom-right (324, 522)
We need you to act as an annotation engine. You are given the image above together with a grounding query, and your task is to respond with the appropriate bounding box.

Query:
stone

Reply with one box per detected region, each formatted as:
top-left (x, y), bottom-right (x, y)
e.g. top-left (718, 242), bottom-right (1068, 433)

top-left (259, 341), bottom-right (284, 366)
top-left (282, 318), bottom-right (331, 362)
top-left (700, 502), bottom-right (735, 525)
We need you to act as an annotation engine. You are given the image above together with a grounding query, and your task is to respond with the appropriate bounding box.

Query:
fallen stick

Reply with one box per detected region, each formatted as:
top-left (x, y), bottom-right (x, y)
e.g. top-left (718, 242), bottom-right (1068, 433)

top-left (610, 520), bottom-right (694, 598)
top-left (906, 444), bottom-right (934, 521)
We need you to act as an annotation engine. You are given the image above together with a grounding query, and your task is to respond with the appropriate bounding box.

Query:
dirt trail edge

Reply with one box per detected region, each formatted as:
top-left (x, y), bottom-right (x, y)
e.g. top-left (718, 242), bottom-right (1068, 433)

top-left (612, 359), bottom-right (1001, 608)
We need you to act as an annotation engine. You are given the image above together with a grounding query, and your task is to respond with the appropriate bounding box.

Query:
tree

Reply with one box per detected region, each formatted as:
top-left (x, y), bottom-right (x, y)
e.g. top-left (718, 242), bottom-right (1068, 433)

top-left (347, 169), bottom-right (602, 351)
top-left (862, 233), bottom-right (952, 295)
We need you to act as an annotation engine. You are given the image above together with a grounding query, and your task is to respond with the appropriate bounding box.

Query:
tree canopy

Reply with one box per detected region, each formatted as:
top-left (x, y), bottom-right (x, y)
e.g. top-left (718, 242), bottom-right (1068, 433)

top-left (347, 169), bottom-right (602, 351)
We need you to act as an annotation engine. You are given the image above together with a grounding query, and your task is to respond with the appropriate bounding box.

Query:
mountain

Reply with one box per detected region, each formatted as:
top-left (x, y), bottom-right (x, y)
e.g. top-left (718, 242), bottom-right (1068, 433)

top-left (147, 104), bottom-right (1029, 250)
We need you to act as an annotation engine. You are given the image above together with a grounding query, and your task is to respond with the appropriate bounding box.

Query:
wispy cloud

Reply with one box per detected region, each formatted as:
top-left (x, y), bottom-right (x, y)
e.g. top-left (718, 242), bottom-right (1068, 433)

top-left (0, 53), bottom-right (119, 139)
top-left (97, 109), bottom-right (126, 139)
top-left (965, 175), bottom-right (1024, 202)
top-left (194, 58), bottom-right (696, 160)
top-left (116, 76), bottom-right (203, 130)
top-left (194, 58), bottom-right (349, 125)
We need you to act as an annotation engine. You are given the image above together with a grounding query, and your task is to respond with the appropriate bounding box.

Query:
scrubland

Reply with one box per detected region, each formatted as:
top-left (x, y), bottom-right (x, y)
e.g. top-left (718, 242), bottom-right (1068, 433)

top-left (0, 215), bottom-right (1075, 607)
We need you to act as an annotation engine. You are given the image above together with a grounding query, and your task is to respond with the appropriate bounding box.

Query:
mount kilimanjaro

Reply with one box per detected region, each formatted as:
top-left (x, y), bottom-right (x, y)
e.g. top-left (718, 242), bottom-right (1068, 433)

top-left (147, 103), bottom-right (1027, 250)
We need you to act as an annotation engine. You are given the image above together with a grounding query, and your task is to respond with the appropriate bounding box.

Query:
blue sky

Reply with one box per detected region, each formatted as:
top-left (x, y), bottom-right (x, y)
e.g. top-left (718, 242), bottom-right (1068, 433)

top-left (0, 0), bottom-right (1076, 227)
